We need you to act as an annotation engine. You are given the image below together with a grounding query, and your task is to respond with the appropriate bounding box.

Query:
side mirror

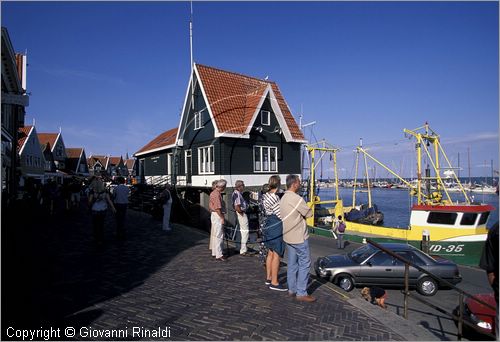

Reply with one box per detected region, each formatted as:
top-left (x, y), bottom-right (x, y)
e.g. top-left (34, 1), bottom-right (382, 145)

top-left (366, 261), bottom-right (372, 267)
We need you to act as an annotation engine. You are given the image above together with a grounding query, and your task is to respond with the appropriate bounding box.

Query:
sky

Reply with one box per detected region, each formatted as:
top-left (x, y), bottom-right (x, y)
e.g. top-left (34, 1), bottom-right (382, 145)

top-left (2, 1), bottom-right (498, 179)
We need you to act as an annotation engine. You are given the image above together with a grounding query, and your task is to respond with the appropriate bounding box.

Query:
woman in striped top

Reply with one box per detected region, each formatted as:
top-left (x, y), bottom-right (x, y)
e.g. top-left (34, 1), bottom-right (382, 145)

top-left (262, 175), bottom-right (287, 292)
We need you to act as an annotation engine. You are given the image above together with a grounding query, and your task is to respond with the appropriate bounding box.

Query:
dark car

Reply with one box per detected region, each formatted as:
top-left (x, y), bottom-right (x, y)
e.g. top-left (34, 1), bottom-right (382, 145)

top-left (315, 242), bottom-right (462, 296)
top-left (453, 292), bottom-right (496, 338)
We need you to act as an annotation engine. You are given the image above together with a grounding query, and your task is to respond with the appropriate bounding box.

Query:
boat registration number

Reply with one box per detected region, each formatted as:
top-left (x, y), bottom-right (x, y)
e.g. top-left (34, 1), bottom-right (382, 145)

top-left (429, 244), bottom-right (464, 253)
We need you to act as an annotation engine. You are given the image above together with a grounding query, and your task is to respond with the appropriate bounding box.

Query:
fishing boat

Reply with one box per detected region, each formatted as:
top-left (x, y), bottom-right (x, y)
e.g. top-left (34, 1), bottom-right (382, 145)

top-left (305, 123), bottom-right (495, 266)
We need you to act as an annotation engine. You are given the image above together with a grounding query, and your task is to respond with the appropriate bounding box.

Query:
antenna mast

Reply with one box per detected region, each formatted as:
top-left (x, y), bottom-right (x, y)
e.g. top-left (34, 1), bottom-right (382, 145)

top-left (190, 1), bottom-right (195, 110)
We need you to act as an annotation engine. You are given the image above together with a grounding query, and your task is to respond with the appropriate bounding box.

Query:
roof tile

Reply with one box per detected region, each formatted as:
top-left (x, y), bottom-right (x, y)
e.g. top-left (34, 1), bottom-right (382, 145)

top-left (196, 64), bottom-right (304, 140)
top-left (37, 133), bottom-right (58, 151)
top-left (66, 148), bottom-right (83, 159)
top-left (135, 127), bottom-right (178, 155)
top-left (17, 125), bottom-right (32, 152)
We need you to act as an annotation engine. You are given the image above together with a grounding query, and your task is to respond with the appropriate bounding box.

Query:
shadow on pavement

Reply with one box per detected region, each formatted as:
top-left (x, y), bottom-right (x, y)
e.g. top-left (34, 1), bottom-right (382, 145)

top-left (2, 199), bottom-right (205, 336)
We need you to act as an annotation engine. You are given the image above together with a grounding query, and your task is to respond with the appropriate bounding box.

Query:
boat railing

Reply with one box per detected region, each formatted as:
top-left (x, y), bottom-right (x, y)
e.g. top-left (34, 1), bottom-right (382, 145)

top-left (367, 239), bottom-right (496, 341)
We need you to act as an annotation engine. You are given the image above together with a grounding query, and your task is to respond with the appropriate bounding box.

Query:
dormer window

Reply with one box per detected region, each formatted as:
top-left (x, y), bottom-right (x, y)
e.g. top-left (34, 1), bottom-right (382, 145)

top-left (194, 111), bottom-right (203, 130)
top-left (261, 110), bottom-right (270, 126)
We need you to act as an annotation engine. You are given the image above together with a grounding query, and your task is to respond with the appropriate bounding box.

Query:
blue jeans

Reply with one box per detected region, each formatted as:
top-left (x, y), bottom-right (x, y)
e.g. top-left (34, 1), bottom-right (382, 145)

top-left (286, 239), bottom-right (311, 297)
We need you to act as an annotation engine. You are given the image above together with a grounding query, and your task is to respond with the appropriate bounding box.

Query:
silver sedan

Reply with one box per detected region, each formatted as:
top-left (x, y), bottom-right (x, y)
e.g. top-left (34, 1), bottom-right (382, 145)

top-left (315, 242), bottom-right (462, 296)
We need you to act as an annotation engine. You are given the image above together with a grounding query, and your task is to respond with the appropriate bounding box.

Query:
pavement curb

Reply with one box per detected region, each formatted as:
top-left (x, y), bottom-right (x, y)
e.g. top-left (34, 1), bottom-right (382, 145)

top-left (347, 297), bottom-right (439, 341)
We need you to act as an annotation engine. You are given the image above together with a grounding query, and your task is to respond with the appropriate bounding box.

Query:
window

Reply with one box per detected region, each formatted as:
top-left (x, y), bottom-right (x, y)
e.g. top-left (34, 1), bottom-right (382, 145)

top-left (478, 212), bottom-right (490, 225)
top-left (367, 252), bottom-right (393, 266)
top-left (253, 146), bottom-right (277, 172)
top-left (393, 251), bottom-right (426, 266)
top-left (460, 213), bottom-right (478, 226)
top-left (56, 145), bottom-right (63, 157)
top-left (198, 146), bottom-right (214, 174)
top-left (427, 212), bottom-right (457, 225)
top-left (184, 150), bottom-right (192, 174)
top-left (194, 111), bottom-right (203, 130)
top-left (261, 110), bottom-right (270, 126)
top-left (167, 153), bottom-right (172, 175)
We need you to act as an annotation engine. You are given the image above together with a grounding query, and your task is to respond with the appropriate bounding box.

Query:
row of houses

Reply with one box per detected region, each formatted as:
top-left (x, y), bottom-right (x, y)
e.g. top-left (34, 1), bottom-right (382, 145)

top-left (2, 27), bottom-right (136, 206)
top-left (2, 27), bottom-right (29, 204)
top-left (4, 24), bottom-right (306, 206)
top-left (17, 124), bottom-right (136, 184)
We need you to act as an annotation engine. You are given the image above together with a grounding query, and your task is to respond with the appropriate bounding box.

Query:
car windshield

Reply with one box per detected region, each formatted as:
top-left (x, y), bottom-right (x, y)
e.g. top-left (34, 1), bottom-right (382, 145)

top-left (349, 244), bottom-right (377, 263)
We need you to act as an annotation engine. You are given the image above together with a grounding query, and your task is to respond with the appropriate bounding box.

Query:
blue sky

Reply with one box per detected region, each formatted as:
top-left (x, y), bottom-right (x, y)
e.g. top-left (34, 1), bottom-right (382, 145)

top-left (2, 1), bottom-right (498, 178)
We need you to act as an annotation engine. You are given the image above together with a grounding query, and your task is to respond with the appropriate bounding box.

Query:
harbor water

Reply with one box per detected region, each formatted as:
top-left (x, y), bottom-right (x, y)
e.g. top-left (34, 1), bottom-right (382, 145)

top-left (312, 187), bottom-right (499, 229)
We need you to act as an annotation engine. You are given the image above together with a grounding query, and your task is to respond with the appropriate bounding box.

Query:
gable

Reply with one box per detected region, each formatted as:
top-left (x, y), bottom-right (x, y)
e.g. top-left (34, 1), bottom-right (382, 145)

top-left (189, 64), bottom-right (306, 143)
top-left (38, 133), bottom-right (58, 151)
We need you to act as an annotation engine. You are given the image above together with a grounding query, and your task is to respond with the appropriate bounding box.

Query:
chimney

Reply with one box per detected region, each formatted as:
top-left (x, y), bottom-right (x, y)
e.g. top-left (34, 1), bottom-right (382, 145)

top-left (15, 53), bottom-right (27, 92)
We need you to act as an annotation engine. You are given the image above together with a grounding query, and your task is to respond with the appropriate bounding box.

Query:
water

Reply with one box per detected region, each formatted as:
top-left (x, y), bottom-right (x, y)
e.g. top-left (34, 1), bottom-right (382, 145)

top-left (312, 187), bottom-right (499, 228)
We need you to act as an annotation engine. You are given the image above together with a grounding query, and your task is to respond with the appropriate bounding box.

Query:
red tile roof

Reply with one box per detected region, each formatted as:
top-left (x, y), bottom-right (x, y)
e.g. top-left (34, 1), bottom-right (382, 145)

top-left (135, 127), bottom-right (178, 155)
top-left (108, 156), bottom-right (122, 166)
top-left (66, 148), bottom-right (83, 159)
top-left (17, 125), bottom-right (33, 152)
top-left (195, 64), bottom-right (304, 141)
top-left (38, 133), bottom-right (58, 151)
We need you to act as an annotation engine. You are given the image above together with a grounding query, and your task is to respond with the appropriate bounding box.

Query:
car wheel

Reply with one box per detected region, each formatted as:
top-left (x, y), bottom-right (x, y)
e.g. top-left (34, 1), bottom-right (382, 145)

top-left (337, 274), bottom-right (354, 292)
top-left (417, 277), bottom-right (438, 296)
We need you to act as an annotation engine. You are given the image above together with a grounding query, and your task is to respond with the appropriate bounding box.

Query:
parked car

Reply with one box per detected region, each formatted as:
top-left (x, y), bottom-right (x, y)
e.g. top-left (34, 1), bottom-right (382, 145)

top-left (314, 242), bottom-right (462, 296)
top-left (453, 292), bottom-right (496, 338)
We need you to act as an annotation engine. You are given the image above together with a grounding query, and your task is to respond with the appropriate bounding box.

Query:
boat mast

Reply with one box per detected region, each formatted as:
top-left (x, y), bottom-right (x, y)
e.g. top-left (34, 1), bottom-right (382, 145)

top-left (333, 150), bottom-right (339, 201)
top-left (363, 150), bottom-right (372, 208)
top-left (352, 139), bottom-right (361, 208)
top-left (491, 159), bottom-right (494, 186)
top-left (468, 147), bottom-right (471, 186)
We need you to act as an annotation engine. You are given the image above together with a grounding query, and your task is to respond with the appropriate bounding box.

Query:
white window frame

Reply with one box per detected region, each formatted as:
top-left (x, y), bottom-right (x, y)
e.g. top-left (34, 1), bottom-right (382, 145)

top-left (253, 146), bottom-right (278, 173)
top-left (194, 111), bottom-right (203, 130)
top-left (261, 110), bottom-right (270, 126)
top-left (184, 149), bottom-right (192, 174)
top-left (197, 145), bottom-right (215, 175)
top-left (167, 153), bottom-right (173, 175)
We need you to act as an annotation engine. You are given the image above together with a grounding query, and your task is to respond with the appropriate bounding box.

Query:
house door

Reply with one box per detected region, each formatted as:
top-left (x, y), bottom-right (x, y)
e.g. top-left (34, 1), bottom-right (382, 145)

top-left (185, 150), bottom-right (192, 184)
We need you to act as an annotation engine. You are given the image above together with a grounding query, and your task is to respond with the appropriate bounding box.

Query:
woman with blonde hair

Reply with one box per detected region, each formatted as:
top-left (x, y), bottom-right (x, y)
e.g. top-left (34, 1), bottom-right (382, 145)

top-left (262, 175), bottom-right (287, 291)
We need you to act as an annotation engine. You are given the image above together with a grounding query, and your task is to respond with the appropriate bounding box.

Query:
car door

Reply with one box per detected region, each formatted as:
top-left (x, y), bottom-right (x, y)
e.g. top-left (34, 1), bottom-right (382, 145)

top-left (391, 251), bottom-right (426, 286)
top-left (358, 251), bottom-right (398, 285)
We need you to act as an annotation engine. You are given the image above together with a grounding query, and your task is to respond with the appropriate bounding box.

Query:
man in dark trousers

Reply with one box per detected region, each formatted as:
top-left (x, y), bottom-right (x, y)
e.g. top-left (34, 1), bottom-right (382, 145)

top-left (113, 177), bottom-right (130, 240)
top-left (479, 222), bottom-right (498, 339)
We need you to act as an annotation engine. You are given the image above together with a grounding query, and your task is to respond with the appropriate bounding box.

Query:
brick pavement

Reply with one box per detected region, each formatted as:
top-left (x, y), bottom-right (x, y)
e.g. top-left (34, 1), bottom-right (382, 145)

top-left (2, 203), bottom-right (406, 341)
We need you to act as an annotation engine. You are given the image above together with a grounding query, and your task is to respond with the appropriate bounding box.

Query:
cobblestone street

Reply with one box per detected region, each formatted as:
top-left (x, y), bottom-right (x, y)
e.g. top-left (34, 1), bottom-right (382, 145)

top-left (3, 204), bottom-right (406, 340)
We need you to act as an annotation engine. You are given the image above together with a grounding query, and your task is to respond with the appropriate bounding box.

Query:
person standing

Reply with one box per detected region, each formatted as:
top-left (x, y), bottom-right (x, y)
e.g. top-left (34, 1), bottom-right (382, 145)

top-left (263, 175), bottom-right (287, 291)
top-left (209, 180), bottom-right (218, 254)
top-left (160, 184), bottom-right (173, 232)
top-left (480, 222), bottom-right (499, 339)
top-left (113, 176), bottom-right (130, 240)
top-left (210, 179), bottom-right (227, 261)
top-left (281, 174), bottom-right (315, 302)
top-left (232, 180), bottom-right (249, 256)
top-left (334, 215), bottom-right (346, 249)
top-left (69, 178), bottom-right (82, 209)
top-left (88, 178), bottom-right (116, 246)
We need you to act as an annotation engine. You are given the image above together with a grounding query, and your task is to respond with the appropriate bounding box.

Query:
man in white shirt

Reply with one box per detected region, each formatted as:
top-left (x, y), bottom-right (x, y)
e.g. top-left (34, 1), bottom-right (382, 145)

top-left (232, 180), bottom-right (249, 255)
